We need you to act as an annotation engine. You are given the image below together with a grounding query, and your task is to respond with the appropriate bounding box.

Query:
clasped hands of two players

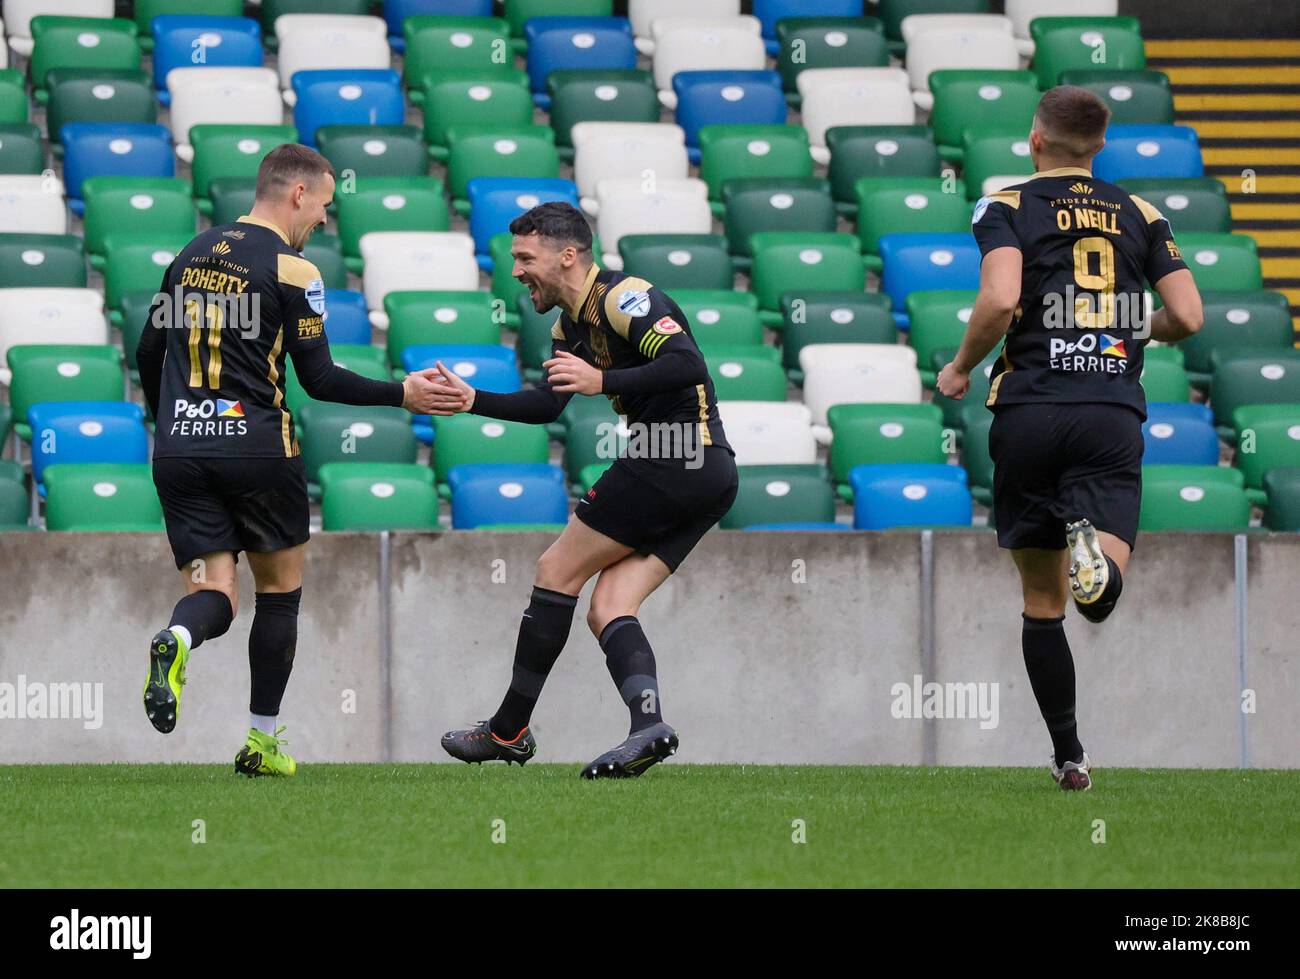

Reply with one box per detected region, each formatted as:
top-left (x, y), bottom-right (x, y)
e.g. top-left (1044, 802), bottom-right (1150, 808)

top-left (400, 351), bottom-right (602, 416)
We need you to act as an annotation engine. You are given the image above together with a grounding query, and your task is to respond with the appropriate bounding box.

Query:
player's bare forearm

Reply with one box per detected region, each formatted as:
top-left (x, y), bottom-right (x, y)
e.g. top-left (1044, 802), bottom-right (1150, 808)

top-left (952, 296), bottom-right (1015, 374)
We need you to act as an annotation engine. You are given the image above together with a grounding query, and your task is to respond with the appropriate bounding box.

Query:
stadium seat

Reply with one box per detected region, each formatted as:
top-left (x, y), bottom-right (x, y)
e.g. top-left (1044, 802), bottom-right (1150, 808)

top-left (547, 70), bottom-right (660, 155)
top-left (319, 462), bottom-right (439, 530)
top-left (1118, 177), bottom-right (1231, 234)
top-left (431, 413), bottom-right (550, 487)
top-left (277, 15), bottom-right (390, 98)
top-left (851, 462), bottom-right (972, 529)
top-left (29, 16), bottom-right (140, 103)
top-left (960, 406), bottom-right (994, 503)
top-left (879, 233), bottom-right (982, 322)
top-left (877, 0), bottom-right (990, 48)
top-left (524, 17), bottom-right (635, 105)
top-left (749, 232), bottom-right (865, 320)
top-left (799, 68), bottom-right (916, 163)
top-left (1058, 68), bottom-right (1174, 125)
top-left (189, 124), bottom-right (299, 216)
top-left (721, 465), bottom-right (835, 528)
top-left (722, 177), bottom-right (836, 258)
top-left (43, 462), bottom-right (163, 530)
top-left (961, 130), bottom-right (1034, 198)
top-left (672, 71), bottom-right (787, 160)
top-left (291, 69), bottom-right (404, 149)
top-left (698, 125), bottom-right (812, 205)
top-left (1232, 405), bottom-right (1300, 490)
top-left (855, 178), bottom-right (972, 271)
top-left (81, 176), bottom-right (194, 268)
top-left (420, 76), bottom-right (534, 158)
top-left (46, 69), bottom-right (155, 147)
top-left (466, 177), bottom-right (579, 266)
top-left (0, 235), bottom-right (86, 289)
top-left (593, 179), bottom-right (712, 267)
top-left (674, 291), bottom-right (763, 350)
top-left (1139, 354), bottom-right (1191, 404)
top-left (1209, 357), bottom-right (1300, 428)
top-left (562, 417), bottom-right (626, 484)
top-left (0, 174), bottom-right (66, 234)
top-left (0, 476), bottom-right (28, 529)
top-left (167, 67), bottom-right (282, 162)
top-left (801, 344), bottom-right (923, 425)
top-left (780, 292), bottom-right (896, 375)
top-left (1005, 0), bottom-right (1117, 44)
top-left (904, 20), bottom-right (1019, 110)
top-left (322, 289), bottom-right (372, 345)
top-left (401, 16), bottom-right (514, 98)
top-left (1175, 233), bottom-right (1263, 293)
top-left (100, 233), bottom-right (189, 313)
top-left (360, 232), bottom-right (479, 317)
top-left (1263, 468), bottom-right (1300, 531)
top-left (0, 71), bottom-right (29, 124)
top-left (617, 234), bottom-right (734, 292)
top-left (446, 127), bottom-right (559, 206)
top-left (571, 122), bottom-right (689, 203)
top-left (1093, 125), bottom-right (1203, 182)
top-left (134, 1), bottom-right (243, 46)
top-left (504, 1), bottom-right (613, 46)
top-left (0, 290), bottom-right (108, 386)
top-left (826, 125), bottom-right (942, 208)
top-left (384, 292), bottom-right (501, 368)
top-left (336, 176), bottom-right (450, 269)
top-left (205, 177), bottom-right (256, 227)
top-left (450, 464), bottom-right (570, 529)
top-left (1138, 477), bottom-right (1250, 532)
top-left (776, 17), bottom-right (888, 97)
top-left (6, 2), bottom-right (114, 59)
top-left (705, 354), bottom-right (787, 402)
top-left (1141, 411), bottom-right (1219, 466)
top-left (60, 123), bottom-right (173, 214)
top-left (754, 0), bottom-right (864, 54)
top-left (284, 344), bottom-right (389, 414)
top-left (0, 123), bottom-right (43, 174)
top-left (829, 403), bottom-right (947, 488)
top-left (1178, 290), bottom-right (1295, 382)
top-left (7, 346), bottom-right (125, 440)
top-left (927, 69), bottom-right (1038, 160)
top-left (304, 233), bottom-right (349, 291)
top-left (317, 125), bottom-right (428, 179)
top-left (651, 23), bottom-right (766, 98)
top-left (905, 289), bottom-right (979, 384)
top-left (716, 402), bottom-right (817, 466)
top-left (628, 0), bottom-right (740, 50)
top-left (402, 344), bottom-right (519, 387)
top-left (298, 402), bottom-right (417, 494)
top-left (151, 16), bottom-right (263, 104)
top-left (1029, 16), bottom-right (1145, 89)
top-left (261, 2), bottom-right (377, 46)
top-left (27, 401), bottom-right (147, 491)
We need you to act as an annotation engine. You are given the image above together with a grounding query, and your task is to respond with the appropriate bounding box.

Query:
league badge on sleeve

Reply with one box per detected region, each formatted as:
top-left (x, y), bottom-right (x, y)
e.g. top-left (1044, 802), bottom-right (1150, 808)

top-left (617, 290), bottom-right (651, 318)
top-left (972, 197), bottom-right (991, 225)
top-left (305, 278), bottom-right (326, 315)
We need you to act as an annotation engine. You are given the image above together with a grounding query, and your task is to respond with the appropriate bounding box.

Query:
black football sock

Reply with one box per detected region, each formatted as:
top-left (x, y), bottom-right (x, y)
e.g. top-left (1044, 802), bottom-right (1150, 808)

top-left (1022, 614), bottom-right (1084, 768)
top-left (248, 588), bottom-right (300, 718)
top-left (1076, 555), bottom-right (1124, 623)
top-left (167, 589), bottom-right (233, 651)
top-left (490, 586), bottom-right (578, 740)
top-left (599, 616), bottom-right (663, 735)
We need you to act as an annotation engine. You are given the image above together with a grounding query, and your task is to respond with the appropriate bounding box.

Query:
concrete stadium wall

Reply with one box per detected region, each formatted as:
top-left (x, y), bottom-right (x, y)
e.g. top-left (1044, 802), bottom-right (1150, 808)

top-left (0, 530), bottom-right (1295, 768)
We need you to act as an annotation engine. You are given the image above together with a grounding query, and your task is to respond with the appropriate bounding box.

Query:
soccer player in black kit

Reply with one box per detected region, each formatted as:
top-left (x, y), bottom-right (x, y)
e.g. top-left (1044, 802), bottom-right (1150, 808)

top-left (938, 87), bottom-right (1203, 790)
top-left (136, 144), bottom-right (442, 776)
top-left (431, 203), bottom-right (738, 778)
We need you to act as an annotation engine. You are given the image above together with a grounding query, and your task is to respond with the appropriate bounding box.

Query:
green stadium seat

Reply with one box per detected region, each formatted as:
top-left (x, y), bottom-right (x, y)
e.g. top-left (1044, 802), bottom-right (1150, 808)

top-left (779, 291), bottom-right (896, 377)
top-left (116, 291), bottom-right (157, 379)
top-left (1143, 464), bottom-right (1244, 490)
top-left (1262, 467), bottom-right (1300, 531)
top-left (1178, 290), bottom-right (1295, 383)
top-left (827, 125), bottom-right (942, 209)
top-left (43, 463), bottom-right (162, 531)
top-left (0, 234), bottom-right (87, 288)
top-left (674, 291), bottom-right (763, 351)
top-left (317, 126), bottom-right (429, 180)
top-left (699, 125), bottom-right (813, 206)
top-left (0, 478), bottom-right (29, 530)
top-left (303, 234), bottom-right (349, 290)
top-left (403, 17), bottom-right (515, 100)
top-left (1029, 16), bottom-right (1146, 90)
top-left (547, 70), bottom-right (659, 156)
top-left (1118, 177), bottom-right (1231, 234)
top-left (446, 127), bottom-right (559, 207)
top-left (704, 354), bottom-right (788, 401)
top-left (420, 75), bottom-right (534, 159)
top-left (1232, 405), bottom-right (1300, 490)
top-left (962, 130), bottom-right (1035, 199)
top-left (776, 17), bottom-right (888, 98)
top-left (30, 17), bottom-right (141, 103)
top-left (336, 176), bottom-right (450, 268)
top-left (1058, 69), bottom-right (1174, 125)
top-left (563, 414), bottom-right (624, 486)
top-left (1139, 355), bottom-right (1191, 403)
top-left (504, 1), bottom-right (612, 45)
top-left (298, 403), bottom-right (418, 498)
top-left (0, 70), bottom-right (28, 124)
top-left (557, 392), bottom-right (618, 440)
top-left (1210, 356), bottom-right (1300, 428)
top-left (928, 70), bottom-right (1039, 161)
top-left (828, 403), bottom-right (947, 487)
top-left (905, 290), bottom-right (980, 386)
top-left (720, 465), bottom-right (836, 529)
top-left (319, 462), bottom-right (439, 531)
top-left (855, 178), bottom-right (972, 271)
top-left (82, 177), bottom-right (195, 269)
top-left (1177, 233), bottom-right (1263, 293)
top-left (617, 235), bottom-right (734, 292)
top-left (285, 345), bottom-right (389, 414)
top-left (0, 124), bottom-right (46, 174)
top-left (190, 125), bottom-right (300, 216)
top-left (384, 291), bottom-right (502, 368)
top-left (46, 69), bottom-right (155, 152)
top-left (514, 295), bottom-right (554, 381)
top-left (102, 233), bottom-right (191, 314)
top-left (960, 406), bottom-right (994, 505)
top-left (0, 405), bottom-right (12, 451)
top-left (135, 1), bottom-right (243, 48)
top-left (7, 347), bottom-right (125, 441)
top-left (878, 0), bottom-right (990, 48)
top-left (1138, 478), bottom-right (1250, 532)
top-left (207, 177), bottom-right (258, 227)
top-left (749, 232), bottom-right (865, 321)
top-left (722, 177), bottom-right (837, 259)
top-left (431, 414), bottom-right (550, 488)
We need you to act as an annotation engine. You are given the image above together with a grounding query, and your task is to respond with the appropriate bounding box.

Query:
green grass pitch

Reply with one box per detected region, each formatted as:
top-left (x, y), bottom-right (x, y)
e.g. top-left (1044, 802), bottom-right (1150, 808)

top-left (2, 764), bottom-right (1296, 887)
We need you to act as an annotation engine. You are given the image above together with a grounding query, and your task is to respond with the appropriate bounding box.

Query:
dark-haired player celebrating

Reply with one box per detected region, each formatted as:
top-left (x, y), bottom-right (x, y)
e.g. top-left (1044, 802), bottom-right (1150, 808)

top-left (937, 87), bottom-right (1203, 790)
top-left (136, 144), bottom-right (443, 776)
top-left (430, 202), bottom-right (737, 778)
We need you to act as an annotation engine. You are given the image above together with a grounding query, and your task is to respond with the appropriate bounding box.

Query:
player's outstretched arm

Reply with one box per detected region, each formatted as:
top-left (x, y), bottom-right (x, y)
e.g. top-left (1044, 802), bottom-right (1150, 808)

top-left (421, 357), bottom-right (573, 424)
top-left (937, 246), bottom-right (1022, 399)
top-left (290, 343), bottom-right (445, 413)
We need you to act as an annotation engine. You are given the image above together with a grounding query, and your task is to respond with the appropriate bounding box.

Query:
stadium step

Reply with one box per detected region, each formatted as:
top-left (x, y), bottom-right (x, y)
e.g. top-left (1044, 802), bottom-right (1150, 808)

top-left (1147, 38), bottom-right (1300, 341)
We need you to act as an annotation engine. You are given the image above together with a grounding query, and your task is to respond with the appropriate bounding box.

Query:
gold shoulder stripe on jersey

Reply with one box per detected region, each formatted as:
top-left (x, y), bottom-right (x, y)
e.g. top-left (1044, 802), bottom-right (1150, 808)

top-left (984, 189), bottom-right (1021, 209)
top-left (1129, 194), bottom-right (1166, 224)
top-left (277, 253), bottom-right (321, 289)
top-left (236, 214), bottom-right (290, 245)
top-left (549, 320), bottom-right (565, 342)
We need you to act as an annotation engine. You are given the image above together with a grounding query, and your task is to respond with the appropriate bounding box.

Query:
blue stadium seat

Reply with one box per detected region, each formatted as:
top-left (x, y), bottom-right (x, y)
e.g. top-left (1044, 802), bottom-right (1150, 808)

top-left (878, 233), bottom-right (982, 326)
top-left (446, 461), bottom-right (565, 494)
top-left (467, 177), bottom-right (579, 267)
top-left (1145, 401), bottom-right (1214, 427)
top-left (151, 16), bottom-right (263, 105)
top-left (1094, 125), bottom-right (1204, 183)
top-left (1142, 413), bottom-right (1220, 466)
top-left (60, 123), bottom-right (174, 214)
top-left (383, 0), bottom-right (494, 52)
top-left (450, 463), bottom-right (570, 528)
top-left (850, 462), bottom-right (972, 530)
top-left (754, 0), bottom-right (864, 55)
top-left (28, 401), bottom-right (148, 493)
top-left (401, 346), bottom-right (522, 444)
top-left (673, 70), bottom-right (787, 162)
top-left (291, 69), bottom-right (404, 147)
top-left (323, 289), bottom-right (373, 345)
top-left (524, 17), bottom-right (636, 106)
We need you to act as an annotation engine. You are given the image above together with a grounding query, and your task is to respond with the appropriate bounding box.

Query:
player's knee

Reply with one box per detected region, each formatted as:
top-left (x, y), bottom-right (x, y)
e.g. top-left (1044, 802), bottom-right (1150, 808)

top-left (198, 582), bottom-right (238, 621)
top-left (534, 547), bottom-right (583, 595)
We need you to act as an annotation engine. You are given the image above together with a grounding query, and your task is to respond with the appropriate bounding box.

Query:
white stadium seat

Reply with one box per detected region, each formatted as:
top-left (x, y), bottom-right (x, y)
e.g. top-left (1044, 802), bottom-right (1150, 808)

top-left (1005, 0), bottom-right (1118, 54)
top-left (800, 344), bottom-right (923, 426)
top-left (0, 175), bottom-right (66, 235)
top-left (717, 401), bottom-right (817, 466)
top-left (650, 14), bottom-right (760, 51)
top-left (982, 174), bottom-right (1030, 195)
top-left (5, 0), bottom-right (113, 57)
top-left (571, 122), bottom-right (689, 204)
top-left (652, 24), bottom-right (766, 104)
top-left (0, 288), bottom-right (109, 386)
top-left (276, 16), bottom-right (391, 101)
top-left (629, 0), bottom-right (740, 52)
top-left (274, 13), bottom-right (388, 45)
top-left (900, 13), bottom-right (1015, 43)
top-left (904, 21), bottom-right (1021, 110)
top-left (359, 232), bottom-right (478, 323)
top-left (167, 68), bottom-right (283, 163)
top-left (593, 178), bottom-right (712, 269)
top-left (797, 68), bottom-right (916, 164)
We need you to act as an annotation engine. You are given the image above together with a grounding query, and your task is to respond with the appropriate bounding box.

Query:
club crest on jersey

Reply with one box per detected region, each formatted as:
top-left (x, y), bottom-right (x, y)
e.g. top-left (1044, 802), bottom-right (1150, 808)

top-left (211, 240), bottom-right (231, 255)
top-left (617, 290), bottom-right (651, 318)
top-left (305, 278), bottom-right (325, 315)
top-left (651, 316), bottom-right (682, 335)
top-left (1069, 182), bottom-right (1093, 195)
top-left (1099, 335), bottom-right (1126, 358)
